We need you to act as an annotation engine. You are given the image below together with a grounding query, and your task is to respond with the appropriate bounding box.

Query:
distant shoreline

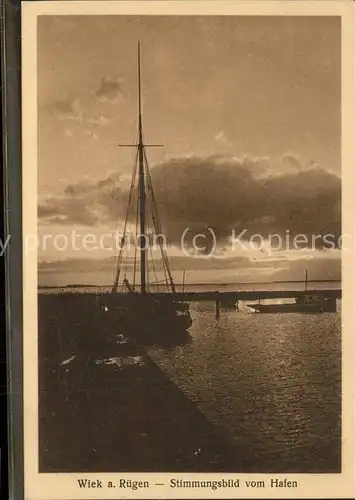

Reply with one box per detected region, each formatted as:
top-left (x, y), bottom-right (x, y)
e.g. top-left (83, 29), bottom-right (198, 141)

top-left (38, 279), bottom-right (341, 290)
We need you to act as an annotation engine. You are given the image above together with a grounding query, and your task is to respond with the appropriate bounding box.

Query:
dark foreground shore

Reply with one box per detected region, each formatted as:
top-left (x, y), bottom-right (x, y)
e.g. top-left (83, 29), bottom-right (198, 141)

top-left (39, 353), bottom-right (243, 472)
top-left (39, 293), bottom-right (240, 472)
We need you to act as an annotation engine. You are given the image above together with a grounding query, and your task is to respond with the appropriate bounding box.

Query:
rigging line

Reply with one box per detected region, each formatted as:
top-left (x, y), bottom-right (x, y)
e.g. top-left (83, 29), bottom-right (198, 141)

top-left (149, 193), bottom-right (170, 289)
top-left (151, 254), bottom-right (160, 292)
top-left (143, 153), bottom-right (167, 248)
top-left (153, 208), bottom-right (169, 290)
top-left (144, 160), bottom-right (151, 293)
top-left (132, 169), bottom-right (140, 290)
top-left (147, 184), bottom-right (162, 293)
top-left (142, 150), bottom-right (165, 248)
top-left (122, 185), bottom-right (134, 283)
top-left (147, 189), bottom-right (169, 290)
top-left (151, 201), bottom-right (169, 290)
top-left (112, 147), bottom-right (139, 292)
top-left (143, 152), bottom-right (170, 291)
top-left (123, 150), bottom-right (138, 287)
top-left (149, 246), bottom-right (160, 293)
top-left (145, 165), bottom-right (160, 293)
top-left (113, 168), bottom-right (136, 290)
top-left (122, 184), bottom-right (133, 284)
top-left (142, 169), bottom-right (162, 291)
top-left (131, 127), bottom-right (140, 290)
top-left (140, 129), bottom-right (168, 291)
top-left (143, 149), bottom-right (175, 292)
top-left (113, 125), bottom-right (140, 291)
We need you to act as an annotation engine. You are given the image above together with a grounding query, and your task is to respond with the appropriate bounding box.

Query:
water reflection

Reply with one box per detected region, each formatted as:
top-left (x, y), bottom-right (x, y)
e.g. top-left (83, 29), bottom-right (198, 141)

top-left (150, 304), bottom-right (341, 472)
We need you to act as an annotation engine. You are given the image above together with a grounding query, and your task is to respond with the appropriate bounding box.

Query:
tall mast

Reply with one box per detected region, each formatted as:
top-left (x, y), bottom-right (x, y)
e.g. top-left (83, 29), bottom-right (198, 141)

top-left (137, 41), bottom-right (147, 294)
top-left (116, 42), bottom-right (166, 294)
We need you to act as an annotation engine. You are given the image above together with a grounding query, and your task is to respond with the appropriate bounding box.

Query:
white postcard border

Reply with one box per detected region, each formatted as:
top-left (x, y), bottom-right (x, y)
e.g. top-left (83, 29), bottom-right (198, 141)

top-left (22, 1), bottom-right (355, 499)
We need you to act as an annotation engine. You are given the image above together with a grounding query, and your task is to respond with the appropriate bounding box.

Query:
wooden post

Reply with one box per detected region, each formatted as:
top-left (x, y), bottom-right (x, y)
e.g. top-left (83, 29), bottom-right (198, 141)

top-left (216, 295), bottom-right (220, 320)
top-left (57, 322), bottom-right (69, 403)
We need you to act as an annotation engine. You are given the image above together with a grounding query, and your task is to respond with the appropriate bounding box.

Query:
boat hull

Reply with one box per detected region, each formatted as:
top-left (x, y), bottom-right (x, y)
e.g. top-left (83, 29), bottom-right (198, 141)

top-left (100, 296), bottom-right (193, 346)
top-left (247, 299), bottom-right (337, 314)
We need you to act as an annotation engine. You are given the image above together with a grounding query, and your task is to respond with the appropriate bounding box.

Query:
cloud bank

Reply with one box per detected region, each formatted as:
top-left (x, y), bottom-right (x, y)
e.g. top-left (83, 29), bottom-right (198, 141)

top-left (38, 153), bottom-right (341, 249)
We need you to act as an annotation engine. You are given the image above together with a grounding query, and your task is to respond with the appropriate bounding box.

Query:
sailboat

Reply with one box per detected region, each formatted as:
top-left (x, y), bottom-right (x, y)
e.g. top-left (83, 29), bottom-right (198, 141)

top-left (246, 271), bottom-right (337, 313)
top-left (102, 43), bottom-right (192, 346)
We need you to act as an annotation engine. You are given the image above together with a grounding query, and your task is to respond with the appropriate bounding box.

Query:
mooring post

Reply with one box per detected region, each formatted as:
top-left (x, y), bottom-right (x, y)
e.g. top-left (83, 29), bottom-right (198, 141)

top-left (56, 322), bottom-right (69, 403)
top-left (216, 294), bottom-right (221, 320)
top-left (236, 299), bottom-right (239, 311)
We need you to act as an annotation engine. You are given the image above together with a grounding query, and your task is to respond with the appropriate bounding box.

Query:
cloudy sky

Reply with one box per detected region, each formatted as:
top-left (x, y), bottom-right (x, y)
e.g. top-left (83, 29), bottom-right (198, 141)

top-left (38, 15), bottom-right (341, 287)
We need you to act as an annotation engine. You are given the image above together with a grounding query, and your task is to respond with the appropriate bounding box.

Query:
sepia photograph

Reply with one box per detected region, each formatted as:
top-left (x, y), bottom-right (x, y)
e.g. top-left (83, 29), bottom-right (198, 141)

top-left (22, 1), bottom-right (355, 499)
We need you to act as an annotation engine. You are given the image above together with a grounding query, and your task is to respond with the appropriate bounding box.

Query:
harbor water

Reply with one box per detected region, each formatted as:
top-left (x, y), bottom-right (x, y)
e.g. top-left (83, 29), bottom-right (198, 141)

top-left (149, 304), bottom-right (341, 472)
top-left (38, 283), bottom-right (341, 473)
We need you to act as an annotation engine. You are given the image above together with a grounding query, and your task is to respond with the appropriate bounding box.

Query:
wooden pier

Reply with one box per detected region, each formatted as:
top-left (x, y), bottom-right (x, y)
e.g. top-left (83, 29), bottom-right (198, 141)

top-left (151, 288), bottom-right (341, 320)
top-left (39, 287), bottom-right (341, 321)
top-left (151, 288), bottom-right (341, 302)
